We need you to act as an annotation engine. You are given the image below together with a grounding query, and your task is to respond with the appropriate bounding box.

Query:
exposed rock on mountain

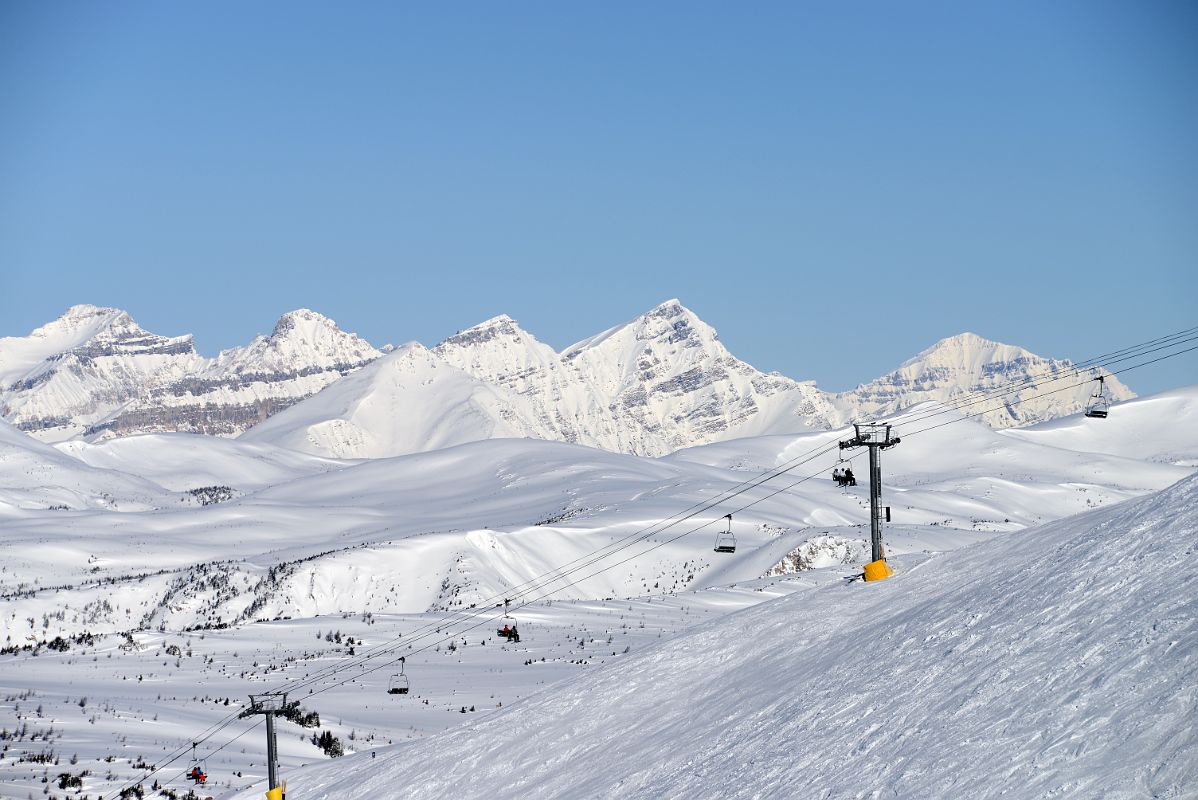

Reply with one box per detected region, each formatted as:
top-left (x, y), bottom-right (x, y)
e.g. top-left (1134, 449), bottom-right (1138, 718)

top-left (835, 332), bottom-right (1135, 428)
top-left (432, 314), bottom-right (615, 449)
top-left (0, 305), bottom-right (205, 441)
top-left (0, 306), bottom-right (380, 441)
top-left (432, 302), bottom-right (837, 457)
top-left (558, 300), bottom-right (838, 454)
top-left (96, 309), bottom-right (381, 437)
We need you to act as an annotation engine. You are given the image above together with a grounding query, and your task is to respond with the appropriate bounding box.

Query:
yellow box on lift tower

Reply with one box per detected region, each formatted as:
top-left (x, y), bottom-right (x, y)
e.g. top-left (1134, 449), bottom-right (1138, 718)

top-left (863, 559), bottom-right (893, 582)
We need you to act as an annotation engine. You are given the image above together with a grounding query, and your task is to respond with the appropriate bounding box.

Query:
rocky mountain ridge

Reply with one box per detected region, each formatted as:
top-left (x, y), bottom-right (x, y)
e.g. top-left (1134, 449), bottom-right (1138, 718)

top-left (831, 331), bottom-right (1128, 429)
top-left (0, 301), bottom-right (1134, 454)
top-left (0, 306), bottom-right (381, 441)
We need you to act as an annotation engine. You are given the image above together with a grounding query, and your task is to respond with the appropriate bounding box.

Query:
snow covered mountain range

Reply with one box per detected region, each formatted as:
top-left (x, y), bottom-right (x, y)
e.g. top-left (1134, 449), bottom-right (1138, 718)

top-left (0, 305), bottom-right (380, 441)
top-left (0, 301), bottom-right (1133, 455)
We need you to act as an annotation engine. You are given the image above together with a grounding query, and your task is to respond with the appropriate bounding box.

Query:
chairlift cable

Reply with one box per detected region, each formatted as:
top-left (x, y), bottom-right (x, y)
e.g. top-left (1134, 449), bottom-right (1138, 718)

top-left (862, 327), bottom-right (1198, 428)
top-left (277, 331), bottom-right (1198, 697)
top-left (273, 328), bottom-right (1198, 695)
top-left (903, 324), bottom-right (1198, 416)
top-left (866, 331), bottom-right (1198, 428)
top-left (106, 333), bottom-right (1197, 797)
top-left (285, 340), bottom-right (1198, 699)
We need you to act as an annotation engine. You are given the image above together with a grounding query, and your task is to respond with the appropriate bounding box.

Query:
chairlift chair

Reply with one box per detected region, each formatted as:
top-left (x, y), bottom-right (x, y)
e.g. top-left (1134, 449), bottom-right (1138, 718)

top-left (1084, 375), bottom-right (1110, 419)
top-left (497, 599), bottom-right (520, 641)
top-left (832, 454), bottom-right (852, 492)
top-left (714, 514), bottom-right (736, 553)
top-left (186, 743), bottom-right (207, 784)
top-left (387, 657), bottom-right (409, 695)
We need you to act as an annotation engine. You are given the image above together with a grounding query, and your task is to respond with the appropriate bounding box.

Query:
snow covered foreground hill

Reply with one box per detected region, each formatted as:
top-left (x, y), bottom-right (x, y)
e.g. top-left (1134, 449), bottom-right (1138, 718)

top-left (252, 472), bottom-right (1198, 800)
top-left (6, 397), bottom-right (1188, 641)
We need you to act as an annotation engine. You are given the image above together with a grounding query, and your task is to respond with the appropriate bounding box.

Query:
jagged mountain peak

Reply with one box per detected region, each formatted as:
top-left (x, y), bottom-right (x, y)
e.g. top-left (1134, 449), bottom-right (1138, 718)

top-left (651, 297), bottom-right (684, 312)
top-left (59, 303), bottom-right (123, 321)
top-left (636, 298), bottom-right (717, 344)
top-left (477, 313), bottom-right (516, 326)
top-left (433, 315), bottom-right (565, 402)
top-left (270, 308), bottom-right (338, 338)
top-left (437, 314), bottom-right (532, 350)
top-left (920, 332), bottom-right (996, 354)
top-left (32, 305), bottom-right (135, 341)
top-left (838, 332), bottom-right (1136, 428)
top-left (22, 306), bottom-right (200, 361)
top-left (564, 299), bottom-right (717, 358)
top-left (222, 309), bottom-right (380, 364)
top-left (23, 305), bottom-right (195, 358)
top-left (903, 331), bottom-right (1032, 367)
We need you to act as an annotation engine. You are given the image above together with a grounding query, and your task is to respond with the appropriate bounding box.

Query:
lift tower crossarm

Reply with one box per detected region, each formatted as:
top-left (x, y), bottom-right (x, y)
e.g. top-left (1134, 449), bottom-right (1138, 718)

top-left (838, 423), bottom-right (900, 580)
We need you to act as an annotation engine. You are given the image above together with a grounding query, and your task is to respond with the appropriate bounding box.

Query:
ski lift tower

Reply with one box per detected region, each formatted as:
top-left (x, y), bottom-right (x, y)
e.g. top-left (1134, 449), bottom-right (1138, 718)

top-left (246, 692), bottom-right (288, 797)
top-left (839, 423), bottom-right (901, 581)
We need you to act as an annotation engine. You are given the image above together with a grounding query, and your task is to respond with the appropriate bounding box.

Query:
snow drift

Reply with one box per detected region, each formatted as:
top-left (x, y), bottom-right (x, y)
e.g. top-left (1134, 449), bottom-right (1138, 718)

top-left (268, 473), bottom-right (1198, 800)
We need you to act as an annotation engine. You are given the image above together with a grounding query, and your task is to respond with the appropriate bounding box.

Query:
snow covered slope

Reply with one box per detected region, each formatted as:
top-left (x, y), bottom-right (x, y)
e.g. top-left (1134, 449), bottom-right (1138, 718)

top-left (7, 409), bottom-right (1189, 639)
top-left (0, 419), bottom-right (170, 511)
top-left (268, 471), bottom-right (1198, 800)
top-left (1000, 385), bottom-right (1198, 466)
top-left (239, 343), bottom-right (545, 458)
top-left (55, 432), bottom-right (349, 491)
top-left (1, 391), bottom-right (1193, 797)
top-left (671, 402), bottom-right (1187, 530)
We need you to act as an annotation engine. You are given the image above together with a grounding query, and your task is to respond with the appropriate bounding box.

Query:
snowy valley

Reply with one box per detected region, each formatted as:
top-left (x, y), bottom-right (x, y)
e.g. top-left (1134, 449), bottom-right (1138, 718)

top-left (0, 304), bottom-right (1192, 800)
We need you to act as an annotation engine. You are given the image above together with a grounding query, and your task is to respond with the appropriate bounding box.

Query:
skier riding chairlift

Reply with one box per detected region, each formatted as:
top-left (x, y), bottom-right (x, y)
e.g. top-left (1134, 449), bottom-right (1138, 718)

top-left (497, 600), bottom-right (521, 641)
top-left (187, 743), bottom-right (207, 784)
top-left (833, 455), bottom-right (855, 489)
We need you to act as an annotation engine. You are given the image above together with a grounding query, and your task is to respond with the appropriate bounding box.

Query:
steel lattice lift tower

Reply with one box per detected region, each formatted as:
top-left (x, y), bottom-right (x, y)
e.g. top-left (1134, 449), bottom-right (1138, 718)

top-left (839, 423), bottom-right (901, 581)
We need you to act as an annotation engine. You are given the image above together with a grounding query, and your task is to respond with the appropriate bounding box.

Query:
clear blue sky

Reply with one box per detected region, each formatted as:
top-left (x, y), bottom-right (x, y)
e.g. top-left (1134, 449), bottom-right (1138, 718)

top-left (2, 1), bottom-right (1195, 394)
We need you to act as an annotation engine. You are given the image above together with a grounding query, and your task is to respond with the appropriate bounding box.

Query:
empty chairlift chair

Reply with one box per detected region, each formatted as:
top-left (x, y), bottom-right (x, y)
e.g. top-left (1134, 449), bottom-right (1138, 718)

top-left (1085, 375), bottom-right (1111, 419)
top-left (388, 657), bottom-right (410, 695)
top-left (714, 514), bottom-right (736, 553)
